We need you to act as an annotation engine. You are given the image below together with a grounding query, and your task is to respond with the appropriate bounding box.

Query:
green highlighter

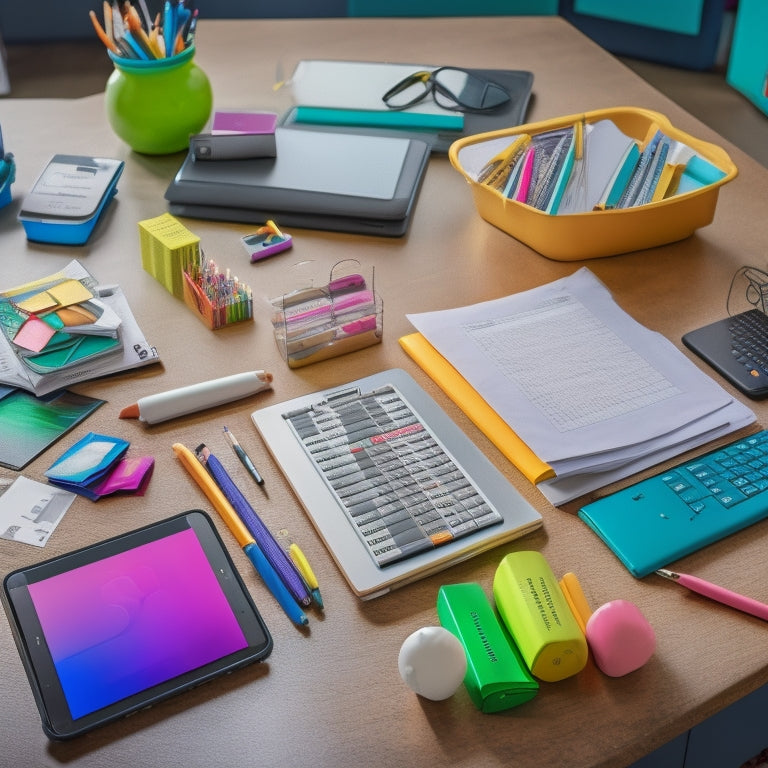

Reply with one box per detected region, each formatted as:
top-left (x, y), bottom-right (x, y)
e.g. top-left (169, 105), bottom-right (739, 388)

top-left (437, 582), bottom-right (538, 713)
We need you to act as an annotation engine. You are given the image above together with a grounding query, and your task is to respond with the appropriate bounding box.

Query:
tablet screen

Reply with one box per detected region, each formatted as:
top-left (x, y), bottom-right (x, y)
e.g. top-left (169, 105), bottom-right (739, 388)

top-left (3, 510), bottom-right (272, 739)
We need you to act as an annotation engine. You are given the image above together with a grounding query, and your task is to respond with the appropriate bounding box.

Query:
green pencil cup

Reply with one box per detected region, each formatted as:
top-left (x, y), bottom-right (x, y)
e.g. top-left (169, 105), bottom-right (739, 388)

top-left (105, 46), bottom-right (212, 155)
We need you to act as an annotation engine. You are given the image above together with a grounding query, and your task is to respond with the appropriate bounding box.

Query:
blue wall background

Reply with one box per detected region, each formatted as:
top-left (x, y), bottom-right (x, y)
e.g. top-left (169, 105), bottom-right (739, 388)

top-left (0, 2), bottom-right (347, 43)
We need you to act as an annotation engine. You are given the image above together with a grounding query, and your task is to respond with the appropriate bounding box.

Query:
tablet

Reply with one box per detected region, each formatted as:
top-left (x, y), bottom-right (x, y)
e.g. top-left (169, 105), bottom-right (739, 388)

top-left (165, 128), bottom-right (430, 237)
top-left (2, 510), bottom-right (273, 740)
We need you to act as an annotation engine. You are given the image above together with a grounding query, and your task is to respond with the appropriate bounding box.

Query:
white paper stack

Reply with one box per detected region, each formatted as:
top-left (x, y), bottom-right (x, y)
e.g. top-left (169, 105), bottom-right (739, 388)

top-left (407, 268), bottom-right (755, 505)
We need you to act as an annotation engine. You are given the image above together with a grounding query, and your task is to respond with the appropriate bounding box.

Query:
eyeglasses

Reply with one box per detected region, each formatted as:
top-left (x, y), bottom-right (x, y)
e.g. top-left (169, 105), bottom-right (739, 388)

top-left (382, 67), bottom-right (511, 113)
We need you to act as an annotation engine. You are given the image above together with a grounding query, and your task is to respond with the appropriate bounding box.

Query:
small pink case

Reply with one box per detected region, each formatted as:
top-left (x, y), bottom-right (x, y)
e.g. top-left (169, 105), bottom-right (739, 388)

top-left (585, 600), bottom-right (656, 678)
top-left (91, 456), bottom-right (155, 497)
top-left (560, 572), bottom-right (655, 677)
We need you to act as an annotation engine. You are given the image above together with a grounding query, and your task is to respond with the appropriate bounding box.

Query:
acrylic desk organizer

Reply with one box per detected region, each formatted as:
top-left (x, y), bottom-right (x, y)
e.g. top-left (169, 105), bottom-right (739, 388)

top-left (138, 212), bottom-right (252, 330)
top-left (270, 261), bottom-right (382, 368)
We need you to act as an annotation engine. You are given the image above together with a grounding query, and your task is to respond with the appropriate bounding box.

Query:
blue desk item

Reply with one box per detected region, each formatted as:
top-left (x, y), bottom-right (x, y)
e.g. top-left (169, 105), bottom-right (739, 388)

top-left (560, 0), bottom-right (726, 71)
top-left (579, 430), bottom-right (768, 578)
top-left (726, 0), bottom-right (768, 117)
top-left (18, 155), bottom-right (124, 245)
top-left (0, 153), bottom-right (15, 210)
top-left (0, 124), bottom-right (14, 210)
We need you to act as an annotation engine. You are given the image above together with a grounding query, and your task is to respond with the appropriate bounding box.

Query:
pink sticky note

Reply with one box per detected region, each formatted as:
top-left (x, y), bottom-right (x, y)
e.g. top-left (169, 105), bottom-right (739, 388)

top-left (92, 456), bottom-right (155, 497)
top-left (13, 316), bottom-right (56, 352)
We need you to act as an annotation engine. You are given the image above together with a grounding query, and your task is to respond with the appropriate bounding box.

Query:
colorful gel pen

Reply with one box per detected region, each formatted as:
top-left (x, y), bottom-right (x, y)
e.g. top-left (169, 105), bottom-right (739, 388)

top-left (172, 442), bottom-right (308, 627)
top-left (656, 569), bottom-right (768, 622)
top-left (223, 426), bottom-right (264, 485)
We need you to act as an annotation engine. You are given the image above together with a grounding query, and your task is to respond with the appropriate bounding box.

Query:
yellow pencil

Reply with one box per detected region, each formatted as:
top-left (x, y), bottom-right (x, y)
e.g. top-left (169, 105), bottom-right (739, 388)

top-left (172, 442), bottom-right (251, 548)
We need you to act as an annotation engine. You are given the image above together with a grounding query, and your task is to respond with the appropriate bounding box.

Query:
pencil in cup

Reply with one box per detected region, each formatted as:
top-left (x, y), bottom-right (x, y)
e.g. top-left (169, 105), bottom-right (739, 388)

top-left (201, 449), bottom-right (312, 607)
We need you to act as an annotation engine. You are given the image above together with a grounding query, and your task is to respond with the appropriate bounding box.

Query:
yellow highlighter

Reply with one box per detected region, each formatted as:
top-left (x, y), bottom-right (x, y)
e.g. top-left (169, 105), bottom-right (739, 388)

top-left (477, 134), bottom-right (530, 191)
top-left (289, 543), bottom-right (324, 610)
top-left (493, 551), bottom-right (588, 682)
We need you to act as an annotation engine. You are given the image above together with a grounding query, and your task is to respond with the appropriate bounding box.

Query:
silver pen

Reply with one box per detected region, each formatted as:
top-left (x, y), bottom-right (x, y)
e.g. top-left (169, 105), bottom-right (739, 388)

top-left (223, 426), bottom-right (264, 485)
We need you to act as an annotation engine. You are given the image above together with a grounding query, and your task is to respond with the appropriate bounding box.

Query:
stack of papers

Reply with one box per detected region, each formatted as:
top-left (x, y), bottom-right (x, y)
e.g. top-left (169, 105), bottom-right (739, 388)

top-left (0, 260), bottom-right (159, 396)
top-left (402, 268), bottom-right (755, 505)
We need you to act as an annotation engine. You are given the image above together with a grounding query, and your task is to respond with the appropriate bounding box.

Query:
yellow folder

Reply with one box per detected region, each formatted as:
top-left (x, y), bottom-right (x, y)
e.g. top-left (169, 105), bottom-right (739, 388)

top-left (398, 332), bottom-right (555, 484)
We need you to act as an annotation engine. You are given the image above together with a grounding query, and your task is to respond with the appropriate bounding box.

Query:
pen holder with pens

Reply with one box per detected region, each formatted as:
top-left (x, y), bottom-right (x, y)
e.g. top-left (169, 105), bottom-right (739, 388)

top-left (269, 261), bottom-right (383, 368)
top-left (138, 213), bottom-right (253, 330)
top-left (105, 46), bottom-right (212, 155)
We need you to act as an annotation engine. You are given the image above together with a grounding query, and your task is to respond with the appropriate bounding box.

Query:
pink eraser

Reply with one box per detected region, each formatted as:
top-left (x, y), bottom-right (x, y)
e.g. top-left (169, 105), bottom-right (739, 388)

top-left (585, 600), bottom-right (655, 677)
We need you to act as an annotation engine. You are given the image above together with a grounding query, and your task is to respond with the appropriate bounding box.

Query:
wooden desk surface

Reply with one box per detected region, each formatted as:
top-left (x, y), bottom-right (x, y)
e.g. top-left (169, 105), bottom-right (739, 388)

top-left (2, 17), bottom-right (768, 768)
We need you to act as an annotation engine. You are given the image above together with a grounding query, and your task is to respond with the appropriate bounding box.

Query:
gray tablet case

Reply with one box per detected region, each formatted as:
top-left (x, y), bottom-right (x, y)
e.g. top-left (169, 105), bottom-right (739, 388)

top-left (279, 68), bottom-right (535, 153)
top-left (165, 128), bottom-right (430, 237)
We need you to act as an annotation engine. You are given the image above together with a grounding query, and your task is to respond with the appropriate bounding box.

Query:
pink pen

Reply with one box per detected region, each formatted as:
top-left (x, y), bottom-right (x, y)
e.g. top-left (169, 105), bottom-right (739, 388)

top-left (339, 314), bottom-right (377, 336)
top-left (283, 289), bottom-right (374, 325)
top-left (328, 273), bottom-right (366, 294)
top-left (514, 146), bottom-right (535, 202)
top-left (656, 569), bottom-right (768, 622)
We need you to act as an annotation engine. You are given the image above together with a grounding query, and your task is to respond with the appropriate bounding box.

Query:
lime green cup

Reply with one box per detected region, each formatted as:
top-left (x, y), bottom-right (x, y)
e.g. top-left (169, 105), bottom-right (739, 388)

top-left (105, 46), bottom-right (212, 155)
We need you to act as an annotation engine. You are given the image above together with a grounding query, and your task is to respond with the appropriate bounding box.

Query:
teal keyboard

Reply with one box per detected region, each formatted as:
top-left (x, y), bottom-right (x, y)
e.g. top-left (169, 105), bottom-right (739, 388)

top-left (578, 430), bottom-right (768, 577)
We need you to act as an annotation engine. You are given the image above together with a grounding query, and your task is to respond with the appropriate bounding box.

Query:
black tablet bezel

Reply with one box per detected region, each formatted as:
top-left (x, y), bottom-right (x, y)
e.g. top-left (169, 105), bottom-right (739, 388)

top-left (2, 509), bottom-right (273, 740)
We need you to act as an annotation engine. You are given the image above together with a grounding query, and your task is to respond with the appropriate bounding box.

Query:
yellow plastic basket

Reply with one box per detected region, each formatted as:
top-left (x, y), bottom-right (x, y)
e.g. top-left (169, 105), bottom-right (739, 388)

top-left (448, 107), bottom-right (737, 261)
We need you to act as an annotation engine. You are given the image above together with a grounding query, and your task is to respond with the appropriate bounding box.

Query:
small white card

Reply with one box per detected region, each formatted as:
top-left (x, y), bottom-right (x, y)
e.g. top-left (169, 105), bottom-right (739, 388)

top-left (0, 476), bottom-right (75, 547)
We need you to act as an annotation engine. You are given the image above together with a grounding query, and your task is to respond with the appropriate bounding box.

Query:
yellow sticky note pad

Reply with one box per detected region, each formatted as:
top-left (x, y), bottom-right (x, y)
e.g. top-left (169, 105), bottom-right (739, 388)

top-left (46, 280), bottom-right (94, 307)
top-left (17, 291), bottom-right (58, 314)
top-left (17, 280), bottom-right (93, 314)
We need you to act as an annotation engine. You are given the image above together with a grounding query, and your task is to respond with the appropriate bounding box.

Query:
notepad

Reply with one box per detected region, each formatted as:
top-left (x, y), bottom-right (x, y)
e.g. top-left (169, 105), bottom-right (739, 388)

top-left (404, 268), bottom-right (755, 505)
